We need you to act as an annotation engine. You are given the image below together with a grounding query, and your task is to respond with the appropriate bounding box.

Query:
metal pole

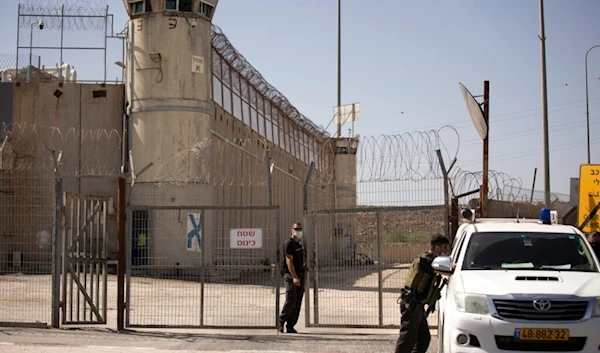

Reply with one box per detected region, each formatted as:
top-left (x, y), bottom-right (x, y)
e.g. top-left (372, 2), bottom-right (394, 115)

top-left (539, 0), bottom-right (551, 208)
top-left (28, 22), bottom-right (34, 82)
top-left (200, 210), bottom-right (205, 326)
top-left (266, 148), bottom-right (273, 206)
top-left (376, 212), bottom-right (383, 327)
top-left (103, 6), bottom-right (108, 84)
top-left (450, 197), bottom-right (458, 243)
top-left (117, 177), bottom-right (126, 331)
top-left (16, 4), bottom-right (20, 81)
top-left (530, 167), bottom-right (538, 202)
top-left (60, 5), bottom-right (65, 82)
top-left (336, 0), bottom-right (341, 137)
top-left (436, 149), bottom-right (450, 236)
top-left (585, 45), bottom-right (600, 164)
top-left (275, 207), bottom-right (281, 329)
top-left (312, 215), bottom-right (319, 325)
top-left (125, 207), bottom-right (132, 327)
top-left (482, 81), bottom-right (490, 217)
top-left (60, 192), bottom-right (68, 324)
top-left (351, 103), bottom-right (355, 138)
top-left (51, 177), bottom-right (63, 328)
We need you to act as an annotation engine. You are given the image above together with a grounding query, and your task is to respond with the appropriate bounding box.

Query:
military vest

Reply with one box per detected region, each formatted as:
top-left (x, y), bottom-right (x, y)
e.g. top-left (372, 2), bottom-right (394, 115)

top-left (404, 252), bottom-right (442, 305)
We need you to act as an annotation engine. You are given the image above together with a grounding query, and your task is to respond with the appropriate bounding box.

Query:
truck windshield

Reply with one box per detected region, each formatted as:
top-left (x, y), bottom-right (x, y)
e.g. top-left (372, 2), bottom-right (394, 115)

top-left (462, 232), bottom-right (598, 272)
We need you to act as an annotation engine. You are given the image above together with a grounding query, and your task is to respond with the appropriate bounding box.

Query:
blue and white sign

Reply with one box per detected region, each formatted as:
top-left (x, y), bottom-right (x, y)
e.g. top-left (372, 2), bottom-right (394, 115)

top-left (187, 212), bottom-right (202, 252)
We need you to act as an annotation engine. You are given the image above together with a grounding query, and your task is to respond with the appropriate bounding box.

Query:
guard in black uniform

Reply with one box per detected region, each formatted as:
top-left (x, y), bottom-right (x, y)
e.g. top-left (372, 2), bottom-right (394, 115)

top-left (279, 222), bottom-right (305, 333)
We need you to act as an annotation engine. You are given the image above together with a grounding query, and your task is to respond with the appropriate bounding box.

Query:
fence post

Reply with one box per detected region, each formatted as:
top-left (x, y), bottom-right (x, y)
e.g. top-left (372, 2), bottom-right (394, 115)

top-left (51, 176), bottom-right (63, 328)
top-left (302, 161), bottom-right (314, 327)
top-left (451, 197), bottom-right (459, 242)
top-left (275, 207), bottom-right (281, 330)
top-left (376, 212), bottom-right (383, 327)
top-left (435, 150), bottom-right (450, 237)
top-left (265, 149), bottom-right (272, 206)
top-left (117, 177), bottom-right (126, 331)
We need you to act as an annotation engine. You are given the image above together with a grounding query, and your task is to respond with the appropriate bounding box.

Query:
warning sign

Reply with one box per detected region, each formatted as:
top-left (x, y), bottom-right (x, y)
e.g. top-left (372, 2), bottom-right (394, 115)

top-left (230, 228), bottom-right (262, 249)
top-left (577, 164), bottom-right (600, 232)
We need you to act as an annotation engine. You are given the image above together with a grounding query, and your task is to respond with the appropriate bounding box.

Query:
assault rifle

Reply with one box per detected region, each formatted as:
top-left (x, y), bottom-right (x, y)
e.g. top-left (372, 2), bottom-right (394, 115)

top-left (424, 277), bottom-right (448, 319)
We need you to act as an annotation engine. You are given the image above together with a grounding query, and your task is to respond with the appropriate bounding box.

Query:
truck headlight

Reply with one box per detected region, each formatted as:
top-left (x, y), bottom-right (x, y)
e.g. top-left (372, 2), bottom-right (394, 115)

top-left (455, 292), bottom-right (490, 315)
top-left (593, 297), bottom-right (600, 317)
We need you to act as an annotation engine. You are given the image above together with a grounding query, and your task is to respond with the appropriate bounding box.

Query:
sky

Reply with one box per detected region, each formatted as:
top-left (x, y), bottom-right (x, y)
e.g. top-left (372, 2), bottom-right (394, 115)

top-left (1, 0), bottom-right (600, 199)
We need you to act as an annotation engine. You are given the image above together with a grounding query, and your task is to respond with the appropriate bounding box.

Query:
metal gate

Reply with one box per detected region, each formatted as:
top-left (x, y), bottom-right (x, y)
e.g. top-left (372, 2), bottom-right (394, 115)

top-left (303, 206), bottom-right (444, 328)
top-left (61, 193), bottom-right (109, 324)
top-left (125, 205), bottom-right (280, 328)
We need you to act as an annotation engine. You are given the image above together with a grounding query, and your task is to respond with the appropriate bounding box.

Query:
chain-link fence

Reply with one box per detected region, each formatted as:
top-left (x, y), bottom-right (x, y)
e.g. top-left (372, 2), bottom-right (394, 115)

top-left (0, 170), bottom-right (54, 326)
top-left (125, 205), bottom-right (280, 328)
top-left (304, 206), bottom-right (444, 329)
top-left (1, 54), bottom-right (40, 83)
top-left (0, 119), bottom-right (120, 327)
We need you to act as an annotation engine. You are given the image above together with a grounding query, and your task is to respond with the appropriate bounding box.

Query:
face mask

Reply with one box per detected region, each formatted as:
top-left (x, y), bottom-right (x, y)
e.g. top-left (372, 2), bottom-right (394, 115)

top-left (293, 231), bottom-right (303, 239)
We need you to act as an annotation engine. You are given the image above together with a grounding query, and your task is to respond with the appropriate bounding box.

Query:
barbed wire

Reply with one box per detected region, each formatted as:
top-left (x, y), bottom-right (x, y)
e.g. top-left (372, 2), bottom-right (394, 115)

top-left (211, 25), bottom-right (329, 140)
top-left (355, 125), bottom-right (460, 182)
top-left (450, 167), bottom-right (522, 201)
top-left (448, 166), bottom-right (570, 203)
top-left (0, 120), bottom-right (555, 204)
top-left (0, 122), bottom-right (122, 175)
top-left (19, 0), bottom-right (108, 31)
top-left (147, 128), bottom-right (539, 203)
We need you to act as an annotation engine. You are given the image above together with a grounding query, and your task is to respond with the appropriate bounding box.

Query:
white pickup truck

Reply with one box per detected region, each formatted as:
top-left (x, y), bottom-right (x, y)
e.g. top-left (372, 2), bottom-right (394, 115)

top-left (433, 209), bottom-right (600, 353)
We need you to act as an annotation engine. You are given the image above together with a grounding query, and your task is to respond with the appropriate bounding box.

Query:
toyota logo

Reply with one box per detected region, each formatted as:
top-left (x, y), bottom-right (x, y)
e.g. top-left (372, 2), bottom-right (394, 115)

top-left (533, 299), bottom-right (552, 311)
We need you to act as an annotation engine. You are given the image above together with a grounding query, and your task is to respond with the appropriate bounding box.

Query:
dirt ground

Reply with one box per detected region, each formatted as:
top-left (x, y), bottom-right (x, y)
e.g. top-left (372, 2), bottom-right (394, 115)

top-left (0, 266), bottom-right (438, 329)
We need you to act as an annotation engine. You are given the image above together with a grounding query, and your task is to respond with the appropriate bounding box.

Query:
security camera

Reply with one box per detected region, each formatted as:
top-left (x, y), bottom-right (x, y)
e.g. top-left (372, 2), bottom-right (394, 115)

top-left (38, 19), bottom-right (44, 30)
top-left (190, 18), bottom-right (197, 28)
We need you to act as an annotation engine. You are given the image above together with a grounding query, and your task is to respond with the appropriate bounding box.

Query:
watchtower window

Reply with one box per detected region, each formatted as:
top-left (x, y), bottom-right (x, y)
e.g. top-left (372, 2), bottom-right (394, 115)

top-left (199, 2), bottom-right (214, 18)
top-left (180, 0), bottom-right (193, 12)
top-left (129, 0), bottom-right (151, 14)
top-left (166, 0), bottom-right (193, 12)
top-left (165, 0), bottom-right (177, 10)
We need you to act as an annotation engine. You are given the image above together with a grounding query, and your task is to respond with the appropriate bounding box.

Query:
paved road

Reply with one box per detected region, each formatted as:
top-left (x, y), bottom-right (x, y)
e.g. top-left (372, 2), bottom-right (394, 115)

top-left (0, 327), bottom-right (439, 353)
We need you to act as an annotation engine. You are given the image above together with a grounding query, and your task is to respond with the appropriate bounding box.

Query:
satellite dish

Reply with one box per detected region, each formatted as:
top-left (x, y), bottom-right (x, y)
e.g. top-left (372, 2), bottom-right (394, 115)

top-left (459, 82), bottom-right (488, 140)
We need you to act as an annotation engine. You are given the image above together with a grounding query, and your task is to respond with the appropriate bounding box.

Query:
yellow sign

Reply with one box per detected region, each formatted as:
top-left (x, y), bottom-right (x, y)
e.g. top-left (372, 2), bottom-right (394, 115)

top-left (578, 164), bottom-right (600, 232)
top-left (137, 233), bottom-right (147, 247)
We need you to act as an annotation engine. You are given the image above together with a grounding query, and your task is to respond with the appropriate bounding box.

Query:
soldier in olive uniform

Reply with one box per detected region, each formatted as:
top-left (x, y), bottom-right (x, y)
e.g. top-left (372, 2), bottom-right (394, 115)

top-left (395, 234), bottom-right (451, 353)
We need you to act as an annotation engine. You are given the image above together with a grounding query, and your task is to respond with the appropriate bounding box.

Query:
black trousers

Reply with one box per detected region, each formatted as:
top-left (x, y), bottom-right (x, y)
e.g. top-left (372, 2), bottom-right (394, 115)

top-left (279, 273), bottom-right (305, 328)
top-left (395, 298), bottom-right (431, 353)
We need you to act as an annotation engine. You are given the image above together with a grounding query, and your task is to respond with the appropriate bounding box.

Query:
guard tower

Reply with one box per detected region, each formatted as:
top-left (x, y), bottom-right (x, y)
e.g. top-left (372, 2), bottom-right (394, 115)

top-left (123, 0), bottom-right (218, 193)
top-left (123, 0), bottom-right (219, 267)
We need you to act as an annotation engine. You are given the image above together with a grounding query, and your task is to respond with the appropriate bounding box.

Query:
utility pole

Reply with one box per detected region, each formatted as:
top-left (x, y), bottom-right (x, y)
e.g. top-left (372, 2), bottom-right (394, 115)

top-left (336, 0), bottom-right (342, 137)
top-left (585, 45), bottom-right (600, 164)
top-left (482, 81), bottom-right (490, 217)
top-left (539, 0), bottom-right (551, 208)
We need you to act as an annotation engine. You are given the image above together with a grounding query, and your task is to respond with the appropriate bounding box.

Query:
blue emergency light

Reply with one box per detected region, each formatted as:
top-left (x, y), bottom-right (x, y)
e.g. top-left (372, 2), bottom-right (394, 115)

top-left (539, 208), bottom-right (551, 224)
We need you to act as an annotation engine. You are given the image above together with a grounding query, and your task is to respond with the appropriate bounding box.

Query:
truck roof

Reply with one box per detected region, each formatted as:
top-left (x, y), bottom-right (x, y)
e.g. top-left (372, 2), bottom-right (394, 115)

top-left (462, 220), bottom-right (580, 234)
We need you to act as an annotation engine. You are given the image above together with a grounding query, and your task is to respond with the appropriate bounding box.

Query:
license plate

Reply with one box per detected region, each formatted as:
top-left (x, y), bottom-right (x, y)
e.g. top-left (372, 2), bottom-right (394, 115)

top-left (514, 328), bottom-right (569, 341)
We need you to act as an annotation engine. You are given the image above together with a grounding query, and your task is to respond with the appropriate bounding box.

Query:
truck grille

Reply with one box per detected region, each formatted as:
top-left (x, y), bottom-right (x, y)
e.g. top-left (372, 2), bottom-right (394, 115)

top-left (493, 300), bottom-right (588, 321)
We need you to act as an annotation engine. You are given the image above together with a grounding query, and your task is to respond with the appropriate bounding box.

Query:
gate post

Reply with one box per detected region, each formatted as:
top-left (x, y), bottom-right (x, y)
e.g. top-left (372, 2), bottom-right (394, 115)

top-left (117, 177), bottom-right (126, 331)
top-left (376, 212), bottom-right (383, 327)
top-left (51, 177), bottom-right (63, 328)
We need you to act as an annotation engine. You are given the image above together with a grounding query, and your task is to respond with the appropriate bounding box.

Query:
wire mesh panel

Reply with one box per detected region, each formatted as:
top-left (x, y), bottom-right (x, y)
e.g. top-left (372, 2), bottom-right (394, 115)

top-left (61, 193), bottom-right (108, 324)
top-left (126, 205), bottom-right (280, 328)
top-left (305, 206), bottom-right (444, 328)
top-left (0, 172), bottom-right (54, 326)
